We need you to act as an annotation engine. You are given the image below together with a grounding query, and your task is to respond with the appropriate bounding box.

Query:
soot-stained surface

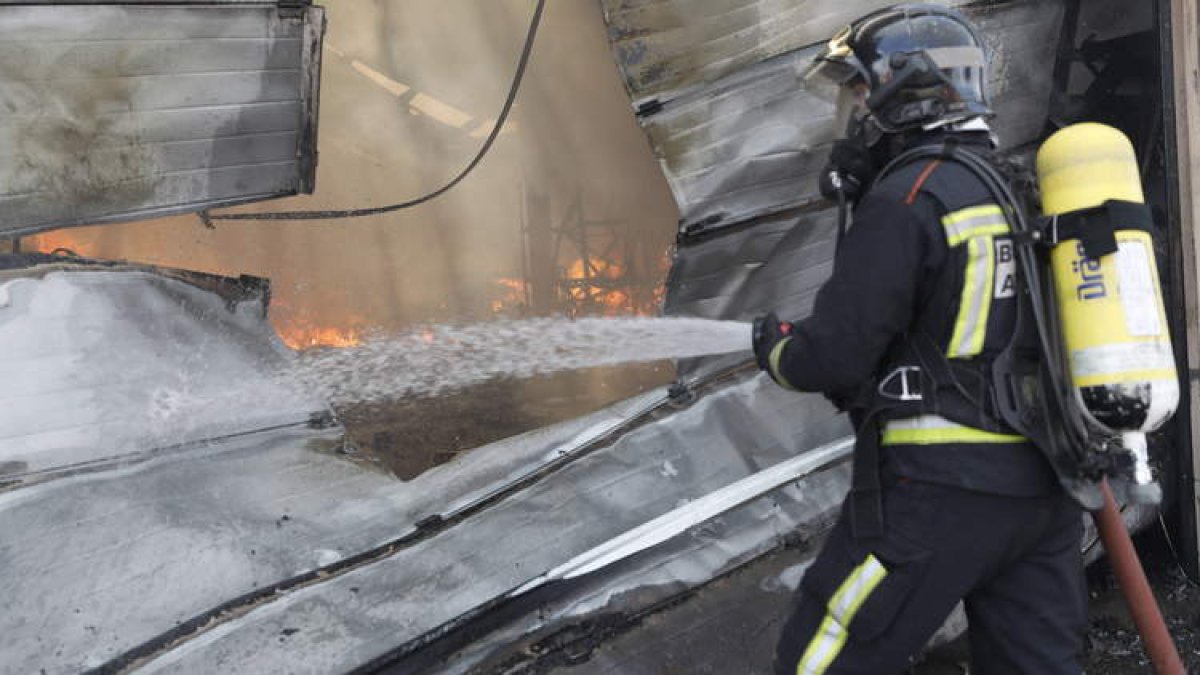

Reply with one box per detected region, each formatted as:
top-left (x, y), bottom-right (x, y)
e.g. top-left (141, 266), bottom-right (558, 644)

top-left (335, 362), bottom-right (673, 480)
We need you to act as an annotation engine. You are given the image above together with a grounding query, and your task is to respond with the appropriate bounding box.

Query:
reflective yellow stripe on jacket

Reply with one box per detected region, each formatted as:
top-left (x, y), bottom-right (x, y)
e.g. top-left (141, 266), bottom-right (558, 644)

top-left (795, 555), bottom-right (889, 674)
top-left (769, 336), bottom-right (799, 391)
top-left (942, 204), bottom-right (1009, 358)
top-left (882, 415), bottom-right (1025, 445)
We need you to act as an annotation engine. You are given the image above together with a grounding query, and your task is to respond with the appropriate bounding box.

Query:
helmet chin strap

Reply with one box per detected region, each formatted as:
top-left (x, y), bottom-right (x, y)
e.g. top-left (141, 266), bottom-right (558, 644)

top-left (845, 110), bottom-right (885, 148)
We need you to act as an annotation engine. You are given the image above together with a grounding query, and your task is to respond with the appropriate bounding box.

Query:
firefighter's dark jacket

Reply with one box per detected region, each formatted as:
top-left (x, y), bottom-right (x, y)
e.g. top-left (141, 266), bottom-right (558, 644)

top-left (770, 133), bottom-right (1058, 496)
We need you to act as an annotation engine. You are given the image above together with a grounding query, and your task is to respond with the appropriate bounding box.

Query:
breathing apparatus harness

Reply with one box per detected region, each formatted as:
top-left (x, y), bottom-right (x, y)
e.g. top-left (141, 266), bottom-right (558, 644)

top-left (844, 139), bottom-right (1162, 539)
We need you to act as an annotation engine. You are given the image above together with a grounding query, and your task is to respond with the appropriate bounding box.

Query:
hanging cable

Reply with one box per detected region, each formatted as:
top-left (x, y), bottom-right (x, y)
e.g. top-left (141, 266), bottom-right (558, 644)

top-left (200, 0), bottom-right (546, 224)
top-left (1157, 512), bottom-right (1200, 587)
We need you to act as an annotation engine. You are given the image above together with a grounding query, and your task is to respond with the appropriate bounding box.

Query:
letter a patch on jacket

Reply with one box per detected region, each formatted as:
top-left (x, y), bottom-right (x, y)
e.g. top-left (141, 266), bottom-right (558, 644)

top-left (994, 237), bottom-right (1015, 299)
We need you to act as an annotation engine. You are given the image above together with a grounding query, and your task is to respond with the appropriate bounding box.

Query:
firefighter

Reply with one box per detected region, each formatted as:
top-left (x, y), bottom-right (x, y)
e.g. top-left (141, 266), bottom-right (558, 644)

top-left (752, 5), bottom-right (1086, 674)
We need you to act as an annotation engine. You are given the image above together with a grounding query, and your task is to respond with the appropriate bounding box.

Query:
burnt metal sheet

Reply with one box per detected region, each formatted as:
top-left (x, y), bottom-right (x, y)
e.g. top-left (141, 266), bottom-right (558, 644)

top-left (0, 426), bottom-right (382, 674)
top-left (601, 0), bottom-right (957, 106)
top-left (0, 267), bottom-right (324, 481)
top-left (413, 438), bottom-right (853, 675)
top-left (603, 0), bottom-right (1064, 232)
top-left (664, 206), bottom-right (836, 378)
top-left (120, 376), bottom-right (851, 673)
top-left (0, 263), bottom-right (687, 672)
top-left (632, 1), bottom-right (1066, 379)
top-left (0, 2), bottom-right (324, 237)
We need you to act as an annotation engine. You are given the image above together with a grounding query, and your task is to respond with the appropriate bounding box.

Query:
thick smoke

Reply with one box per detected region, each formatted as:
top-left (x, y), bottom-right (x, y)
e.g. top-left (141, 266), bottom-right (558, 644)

top-left (26, 0), bottom-right (683, 474)
top-left (48, 0), bottom-right (677, 333)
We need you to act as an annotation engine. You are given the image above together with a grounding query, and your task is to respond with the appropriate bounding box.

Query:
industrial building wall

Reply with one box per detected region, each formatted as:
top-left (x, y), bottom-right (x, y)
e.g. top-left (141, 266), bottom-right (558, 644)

top-left (596, 0), bottom-right (1066, 384)
top-left (0, 1), bottom-right (325, 236)
top-left (1166, 0), bottom-right (1200, 576)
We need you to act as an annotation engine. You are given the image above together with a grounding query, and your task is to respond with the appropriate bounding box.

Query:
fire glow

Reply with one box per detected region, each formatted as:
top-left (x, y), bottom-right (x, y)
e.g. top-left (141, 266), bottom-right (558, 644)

top-left (24, 230), bottom-right (96, 258)
top-left (277, 324), bottom-right (364, 351)
top-left (491, 277), bottom-right (529, 314)
top-left (489, 253), bottom-right (667, 318)
top-left (565, 257), bottom-right (631, 314)
top-left (270, 300), bottom-right (366, 351)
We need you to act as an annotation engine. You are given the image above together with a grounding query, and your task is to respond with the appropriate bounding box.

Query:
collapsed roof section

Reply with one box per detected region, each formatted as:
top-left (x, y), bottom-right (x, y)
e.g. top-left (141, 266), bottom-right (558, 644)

top-left (0, 258), bottom-right (329, 488)
top-left (0, 257), bottom-right (854, 673)
top-left (601, 0), bottom-right (1063, 237)
top-left (0, 1), bottom-right (325, 237)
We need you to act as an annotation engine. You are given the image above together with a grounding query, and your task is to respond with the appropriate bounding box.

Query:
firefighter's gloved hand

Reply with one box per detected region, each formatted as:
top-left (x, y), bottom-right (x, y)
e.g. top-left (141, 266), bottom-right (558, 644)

top-left (819, 137), bottom-right (874, 203)
top-left (752, 312), bottom-right (793, 373)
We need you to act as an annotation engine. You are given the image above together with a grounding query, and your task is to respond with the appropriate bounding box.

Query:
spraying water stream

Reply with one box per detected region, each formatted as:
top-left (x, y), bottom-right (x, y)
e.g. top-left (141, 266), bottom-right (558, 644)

top-left (294, 317), bottom-right (752, 405)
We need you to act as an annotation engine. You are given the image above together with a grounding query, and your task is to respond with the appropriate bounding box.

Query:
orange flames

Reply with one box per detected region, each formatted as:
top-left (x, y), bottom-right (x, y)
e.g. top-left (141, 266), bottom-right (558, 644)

top-left (276, 324), bottom-right (364, 351)
top-left (564, 257), bottom-right (631, 314)
top-left (23, 230), bottom-right (96, 258)
top-left (270, 300), bottom-right (365, 351)
top-left (491, 277), bottom-right (529, 314)
top-left (489, 252), bottom-right (668, 318)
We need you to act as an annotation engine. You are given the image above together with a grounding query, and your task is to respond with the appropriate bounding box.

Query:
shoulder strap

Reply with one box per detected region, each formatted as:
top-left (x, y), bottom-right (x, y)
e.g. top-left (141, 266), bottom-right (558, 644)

top-left (925, 144), bottom-right (1108, 508)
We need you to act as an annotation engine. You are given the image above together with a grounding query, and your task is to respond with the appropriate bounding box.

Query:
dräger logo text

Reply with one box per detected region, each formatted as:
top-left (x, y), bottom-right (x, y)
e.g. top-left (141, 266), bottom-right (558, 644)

top-left (1071, 242), bottom-right (1106, 301)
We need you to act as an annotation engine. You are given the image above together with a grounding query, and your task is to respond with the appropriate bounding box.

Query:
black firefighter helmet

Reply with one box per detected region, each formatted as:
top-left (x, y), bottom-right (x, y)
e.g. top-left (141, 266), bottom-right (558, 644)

top-left (808, 4), bottom-right (992, 137)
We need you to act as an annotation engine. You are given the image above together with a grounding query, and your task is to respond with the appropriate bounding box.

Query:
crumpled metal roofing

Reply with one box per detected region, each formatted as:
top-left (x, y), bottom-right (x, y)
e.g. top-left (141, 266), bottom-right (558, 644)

top-left (0, 260), bottom-right (856, 673)
top-left (129, 376), bottom-right (852, 674)
top-left (0, 265), bottom-right (326, 484)
top-left (605, 0), bottom-right (1068, 383)
top-left (602, 0), bottom-right (1065, 233)
top-left (1, 2), bottom-right (1128, 673)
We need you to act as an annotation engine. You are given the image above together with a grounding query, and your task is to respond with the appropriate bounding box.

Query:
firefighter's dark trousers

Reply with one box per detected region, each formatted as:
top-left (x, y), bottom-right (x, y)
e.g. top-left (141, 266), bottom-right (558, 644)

top-left (773, 480), bottom-right (1086, 675)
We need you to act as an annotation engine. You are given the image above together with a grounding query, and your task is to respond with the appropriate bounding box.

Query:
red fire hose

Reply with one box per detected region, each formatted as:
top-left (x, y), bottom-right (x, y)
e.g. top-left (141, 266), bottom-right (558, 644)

top-left (1092, 479), bottom-right (1186, 674)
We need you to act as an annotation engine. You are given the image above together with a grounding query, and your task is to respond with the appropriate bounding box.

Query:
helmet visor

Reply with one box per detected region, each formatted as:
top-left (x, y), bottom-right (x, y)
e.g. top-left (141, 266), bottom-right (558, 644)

top-left (833, 85), bottom-right (869, 136)
top-left (803, 25), bottom-right (868, 89)
top-left (923, 46), bottom-right (986, 71)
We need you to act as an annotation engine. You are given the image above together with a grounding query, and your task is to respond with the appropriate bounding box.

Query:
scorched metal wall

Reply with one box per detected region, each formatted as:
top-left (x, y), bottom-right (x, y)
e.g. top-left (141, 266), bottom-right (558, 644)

top-left (0, 1), bottom-right (324, 237)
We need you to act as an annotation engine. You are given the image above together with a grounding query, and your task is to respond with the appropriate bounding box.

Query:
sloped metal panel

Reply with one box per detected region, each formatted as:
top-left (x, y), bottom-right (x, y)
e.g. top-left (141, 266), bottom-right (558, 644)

top-left (0, 264), bottom-right (672, 672)
top-left (600, 1), bottom-right (1067, 379)
top-left (113, 378), bottom-right (849, 673)
top-left (0, 2), bottom-right (324, 237)
top-left (621, 1), bottom-right (1065, 232)
top-left (602, 0), bottom-right (957, 106)
top-left (664, 209), bottom-right (835, 322)
top-left (0, 266), bottom-right (324, 481)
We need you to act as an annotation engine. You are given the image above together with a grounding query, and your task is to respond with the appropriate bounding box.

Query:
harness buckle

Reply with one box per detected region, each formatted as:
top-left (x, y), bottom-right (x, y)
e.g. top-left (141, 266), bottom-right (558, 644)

top-left (878, 366), bottom-right (923, 402)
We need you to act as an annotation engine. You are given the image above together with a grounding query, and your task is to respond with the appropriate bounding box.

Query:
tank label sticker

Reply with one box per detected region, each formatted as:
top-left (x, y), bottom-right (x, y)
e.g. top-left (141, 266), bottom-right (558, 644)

top-left (1069, 342), bottom-right (1175, 386)
top-left (994, 237), bottom-right (1015, 299)
top-left (1115, 240), bottom-right (1162, 337)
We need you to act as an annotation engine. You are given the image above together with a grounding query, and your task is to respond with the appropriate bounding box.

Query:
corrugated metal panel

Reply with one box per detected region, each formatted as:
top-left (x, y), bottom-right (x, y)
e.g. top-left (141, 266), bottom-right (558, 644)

top-left (0, 266), bottom-right (328, 481)
top-left (615, 1), bottom-right (1065, 232)
top-left (118, 376), bottom-right (851, 673)
top-left (664, 206), bottom-right (837, 377)
top-left (597, 1), bottom-right (1066, 379)
top-left (0, 2), bottom-right (324, 237)
top-left (0, 259), bottom-right (853, 673)
top-left (602, 0), bottom-right (957, 106)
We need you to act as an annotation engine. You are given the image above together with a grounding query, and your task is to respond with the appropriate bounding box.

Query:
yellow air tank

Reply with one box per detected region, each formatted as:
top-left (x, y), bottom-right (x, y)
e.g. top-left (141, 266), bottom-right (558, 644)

top-left (1037, 123), bottom-right (1178, 503)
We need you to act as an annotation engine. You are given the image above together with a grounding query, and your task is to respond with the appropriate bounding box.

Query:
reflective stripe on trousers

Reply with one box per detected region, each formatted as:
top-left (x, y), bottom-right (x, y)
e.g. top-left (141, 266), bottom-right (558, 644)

top-left (795, 554), bottom-right (889, 674)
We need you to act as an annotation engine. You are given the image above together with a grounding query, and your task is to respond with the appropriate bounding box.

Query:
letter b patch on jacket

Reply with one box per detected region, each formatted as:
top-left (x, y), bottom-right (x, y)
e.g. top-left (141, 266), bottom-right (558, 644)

top-left (994, 238), bottom-right (1016, 299)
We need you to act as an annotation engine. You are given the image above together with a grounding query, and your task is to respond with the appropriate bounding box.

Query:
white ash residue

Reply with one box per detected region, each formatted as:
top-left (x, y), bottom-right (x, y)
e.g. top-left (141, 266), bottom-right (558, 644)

top-left (293, 317), bottom-right (751, 405)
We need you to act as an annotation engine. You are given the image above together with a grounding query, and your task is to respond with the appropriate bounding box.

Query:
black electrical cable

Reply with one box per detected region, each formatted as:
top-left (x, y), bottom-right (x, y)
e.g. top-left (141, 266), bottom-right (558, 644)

top-left (1157, 512), bottom-right (1200, 588)
top-left (201, 0), bottom-right (546, 223)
